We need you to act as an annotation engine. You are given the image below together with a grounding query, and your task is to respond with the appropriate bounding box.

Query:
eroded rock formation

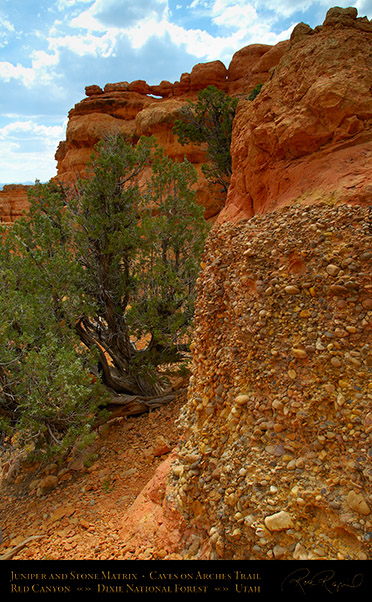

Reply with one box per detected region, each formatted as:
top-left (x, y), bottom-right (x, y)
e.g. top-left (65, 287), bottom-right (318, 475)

top-left (220, 6), bottom-right (372, 222)
top-left (55, 42), bottom-right (286, 220)
top-left (118, 8), bottom-right (372, 561)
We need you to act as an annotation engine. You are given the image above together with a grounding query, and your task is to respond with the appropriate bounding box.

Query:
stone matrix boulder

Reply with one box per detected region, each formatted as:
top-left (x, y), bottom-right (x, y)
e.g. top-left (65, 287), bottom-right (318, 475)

top-left (168, 202), bottom-right (372, 559)
top-left (220, 7), bottom-right (372, 222)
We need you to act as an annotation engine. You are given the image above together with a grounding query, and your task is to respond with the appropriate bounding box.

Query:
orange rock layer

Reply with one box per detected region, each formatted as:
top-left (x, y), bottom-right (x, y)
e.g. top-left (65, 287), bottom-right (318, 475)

top-left (219, 6), bottom-right (372, 222)
top-left (55, 42), bottom-right (287, 220)
top-left (0, 185), bottom-right (30, 224)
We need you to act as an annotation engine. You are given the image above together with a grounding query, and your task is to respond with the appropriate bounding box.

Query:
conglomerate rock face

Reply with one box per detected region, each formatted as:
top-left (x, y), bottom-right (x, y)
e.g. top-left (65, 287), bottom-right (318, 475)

top-left (169, 202), bottom-right (372, 560)
top-left (220, 7), bottom-right (372, 222)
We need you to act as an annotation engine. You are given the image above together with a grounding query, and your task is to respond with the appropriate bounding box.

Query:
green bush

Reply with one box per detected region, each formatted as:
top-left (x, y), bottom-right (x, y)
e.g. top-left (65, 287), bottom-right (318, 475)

top-left (248, 82), bottom-right (263, 101)
top-left (173, 85), bottom-right (238, 195)
top-left (0, 135), bottom-right (209, 462)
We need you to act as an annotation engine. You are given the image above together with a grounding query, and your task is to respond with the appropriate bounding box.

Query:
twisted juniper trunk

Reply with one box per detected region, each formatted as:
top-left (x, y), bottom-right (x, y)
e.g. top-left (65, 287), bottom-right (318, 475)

top-left (75, 318), bottom-right (165, 397)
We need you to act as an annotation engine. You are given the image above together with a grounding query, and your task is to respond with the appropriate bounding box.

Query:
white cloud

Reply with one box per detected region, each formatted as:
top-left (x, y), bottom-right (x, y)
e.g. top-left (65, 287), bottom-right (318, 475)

top-left (70, 0), bottom-right (168, 30)
top-left (0, 141), bottom-right (58, 182)
top-left (0, 119), bottom-right (67, 182)
top-left (0, 120), bottom-right (65, 141)
top-left (48, 31), bottom-right (116, 57)
top-left (0, 14), bottom-right (15, 32)
top-left (0, 48), bottom-right (60, 89)
top-left (0, 14), bottom-right (15, 49)
top-left (212, 0), bottom-right (259, 28)
top-left (0, 61), bottom-right (35, 86)
top-left (92, 0), bottom-right (168, 27)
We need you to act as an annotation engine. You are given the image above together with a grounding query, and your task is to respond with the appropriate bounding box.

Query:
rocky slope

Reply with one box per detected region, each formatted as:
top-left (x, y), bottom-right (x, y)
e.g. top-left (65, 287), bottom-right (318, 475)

top-left (170, 202), bottom-right (372, 560)
top-left (220, 6), bottom-right (372, 222)
top-left (119, 201), bottom-right (372, 560)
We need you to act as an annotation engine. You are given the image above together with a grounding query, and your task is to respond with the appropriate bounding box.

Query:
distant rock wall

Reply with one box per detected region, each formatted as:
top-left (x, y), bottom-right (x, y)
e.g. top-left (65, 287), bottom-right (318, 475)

top-left (0, 185), bottom-right (30, 224)
top-left (220, 6), bottom-right (372, 222)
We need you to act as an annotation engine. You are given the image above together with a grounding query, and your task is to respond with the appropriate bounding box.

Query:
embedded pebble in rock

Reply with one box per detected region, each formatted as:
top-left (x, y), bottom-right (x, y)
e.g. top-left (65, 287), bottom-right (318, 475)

top-left (264, 511), bottom-right (293, 531)
top-left (169, 202), bottom-right (372, 560)
top-left (346, 490), bottom-right (371, 516)
top-left (326, 264), bottom-right (341, 277)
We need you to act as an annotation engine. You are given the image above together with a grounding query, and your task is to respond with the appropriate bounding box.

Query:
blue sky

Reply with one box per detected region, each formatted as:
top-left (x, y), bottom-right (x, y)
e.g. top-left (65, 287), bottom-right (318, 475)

top-left (1, 0), bottom-right (371, 183)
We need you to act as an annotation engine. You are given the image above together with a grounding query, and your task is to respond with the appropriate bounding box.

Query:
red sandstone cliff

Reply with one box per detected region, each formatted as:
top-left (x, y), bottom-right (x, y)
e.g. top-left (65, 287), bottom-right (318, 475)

top-left (0, 42), bottom-right (286, 224)
top-left (219, 6), bottom-right (372, 222)
top-left (54, 43), bottom-right (286, 220)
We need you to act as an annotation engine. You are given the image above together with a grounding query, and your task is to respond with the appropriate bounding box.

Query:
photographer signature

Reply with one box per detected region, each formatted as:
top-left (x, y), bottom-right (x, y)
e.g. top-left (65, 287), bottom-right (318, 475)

top-left (281, 567), bottom-right (363, 595)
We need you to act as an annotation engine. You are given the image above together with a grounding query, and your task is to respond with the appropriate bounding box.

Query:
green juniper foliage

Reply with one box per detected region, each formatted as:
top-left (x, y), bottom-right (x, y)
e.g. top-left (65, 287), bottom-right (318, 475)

top-left (0, 135), bottom-right (208, 461)
top-left (0, 181), bottom-right (104, 461)
top-left (248, 82), bottom-right (263, 101)
top-left (173, 85), bottom-right (238, 196)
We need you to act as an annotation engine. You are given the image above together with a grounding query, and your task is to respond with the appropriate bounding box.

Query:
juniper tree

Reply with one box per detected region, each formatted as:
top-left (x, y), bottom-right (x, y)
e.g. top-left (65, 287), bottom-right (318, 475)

top-left (173, 85), bottom-right (238, 195)
top-left (0, 135), bottom-right (208, 460)
top-left (0, 180), bottom-right (105, 461)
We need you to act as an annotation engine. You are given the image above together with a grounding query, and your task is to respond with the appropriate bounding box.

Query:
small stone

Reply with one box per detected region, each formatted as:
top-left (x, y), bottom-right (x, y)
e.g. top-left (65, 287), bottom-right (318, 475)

top-left (212, 467), bottom-right (222, 480)
top-left (172, 465), bottom-right (183, 477)
top-left (265, 510), bottom-right (293, 531)
top-left (152, 436), bottom-right (171, 457)
top-left (273, 544), bottom-right (287, 559)
top-left (293, 543), bottom-right (308, 560)
top-left (292, 348), bottom-right (308, 359)
top-left (346, 490), bottom-right (371, 515)
top-left (330, 357), bottom-right (342, 367)
top-left (334, 328), bottom-right (347, 338)
top-left (272, 399), bottom-right (284, 410)
top-left (50, 505), bottom-right (75, 522)
top-left (288, 369), bottom-right (297, 379)
top-left (336, 393), bottom-right (345, 406)
top-left (37, 475), bottom-right (58, 496)
top-left (324, 383), bottom-right (336, 393)
top-left (329, 284), bottom-right (347, 296)
top-left (362, 298), bottom-right (372, 310)
top-left (326, 264), bottom-right (341, 276)
top-left (235, 394), bottom-right (250, 405)
top-left (273, 444), bottom-right (285, 456)
top-left (284, 285), bottom-right (300, 294)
